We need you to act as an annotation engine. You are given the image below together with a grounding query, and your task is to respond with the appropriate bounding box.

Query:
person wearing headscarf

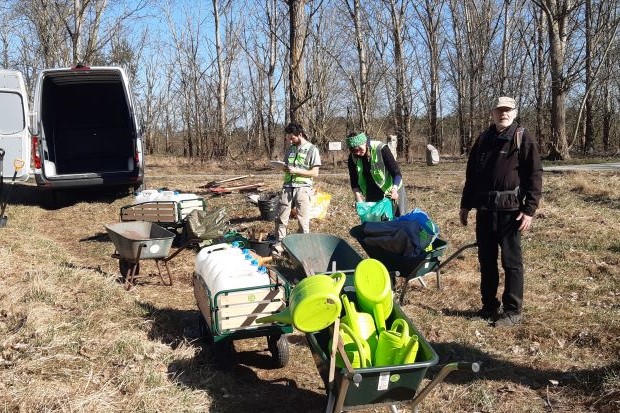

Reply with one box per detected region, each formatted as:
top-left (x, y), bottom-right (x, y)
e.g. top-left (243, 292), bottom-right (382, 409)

top-left (346, 131), bottom-right (407, 217)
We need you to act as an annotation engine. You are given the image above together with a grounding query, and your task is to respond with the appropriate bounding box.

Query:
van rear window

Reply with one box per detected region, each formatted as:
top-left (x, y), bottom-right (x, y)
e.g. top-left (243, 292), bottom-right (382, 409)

top-left (0, 92), bottom-right (25, 134)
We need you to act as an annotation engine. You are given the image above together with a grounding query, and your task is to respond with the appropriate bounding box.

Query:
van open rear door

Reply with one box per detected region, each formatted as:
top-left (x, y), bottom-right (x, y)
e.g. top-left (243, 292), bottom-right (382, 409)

top-left (0, 70), bottom-right (31, 182)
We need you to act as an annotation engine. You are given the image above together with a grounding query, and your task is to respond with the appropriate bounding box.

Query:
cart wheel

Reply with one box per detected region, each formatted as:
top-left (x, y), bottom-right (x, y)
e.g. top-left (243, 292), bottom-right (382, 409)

top-left (119, 259), bottom-right (139, 278)
top-left (197, 314), bottom-right (211, 343)
top-left (211, 339), bottom-right (235, 367)
top-left (267, 334), bottom-right (290, 368)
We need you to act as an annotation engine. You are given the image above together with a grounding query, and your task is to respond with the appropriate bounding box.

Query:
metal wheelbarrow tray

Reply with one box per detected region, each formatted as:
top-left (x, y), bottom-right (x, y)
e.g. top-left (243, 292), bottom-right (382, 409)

top-left (308, 282), bottom-right (478, 412)
top-left (280, 236), bottom-right (478, 412)
top-left (105, 221), bottom-right (176, 289)
top-left (350, 224), bottom-right (477, 303)
top-left (192, 267), bottom-right (293, 368)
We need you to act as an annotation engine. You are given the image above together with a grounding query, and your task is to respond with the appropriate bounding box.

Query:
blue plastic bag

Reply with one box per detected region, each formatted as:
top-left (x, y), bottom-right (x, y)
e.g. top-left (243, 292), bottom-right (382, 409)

top-left (394, 208), bottom-right (439, 251)
top-left (356, 198), bottom-right (394, 222)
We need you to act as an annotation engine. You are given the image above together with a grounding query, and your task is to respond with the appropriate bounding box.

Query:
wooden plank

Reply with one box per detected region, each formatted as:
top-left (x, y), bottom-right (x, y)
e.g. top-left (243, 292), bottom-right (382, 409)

top-left (217, 287), bottom-right (285, 306)
top-left (219, 311), bottom-right (283, 330)
top-left (219, 300), bottom-right (285, 318)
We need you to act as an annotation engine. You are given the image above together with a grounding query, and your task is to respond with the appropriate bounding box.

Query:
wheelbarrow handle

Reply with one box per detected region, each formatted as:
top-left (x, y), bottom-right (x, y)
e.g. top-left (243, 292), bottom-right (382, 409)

top-left (410, 361), bottom-right (481, 409)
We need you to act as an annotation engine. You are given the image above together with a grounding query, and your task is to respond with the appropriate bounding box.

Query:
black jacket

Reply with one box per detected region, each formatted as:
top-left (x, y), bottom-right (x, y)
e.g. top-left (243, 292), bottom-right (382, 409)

top-left (460, 122), bottom-right (542, 216)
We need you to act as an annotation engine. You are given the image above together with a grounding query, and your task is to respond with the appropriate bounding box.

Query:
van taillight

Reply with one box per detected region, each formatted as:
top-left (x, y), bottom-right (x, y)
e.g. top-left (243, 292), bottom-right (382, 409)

top-left (31, 136), bottom-right (41, 169)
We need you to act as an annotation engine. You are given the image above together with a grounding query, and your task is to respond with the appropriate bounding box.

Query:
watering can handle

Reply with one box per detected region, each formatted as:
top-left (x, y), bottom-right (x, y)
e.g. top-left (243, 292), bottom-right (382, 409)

top-left (390, 318), bottom-right (410, 341)
top-left (340, 323), bottom-right (369, 368)
top-left (341, 294), bottom-right (362, 337)
top-left (331, 272), bottom-right (346, 293)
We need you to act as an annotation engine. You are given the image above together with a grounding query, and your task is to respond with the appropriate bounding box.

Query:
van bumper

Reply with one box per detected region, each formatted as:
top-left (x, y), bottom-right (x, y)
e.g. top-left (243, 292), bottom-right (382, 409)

top-left (34, 173), bottom-right (143, 189)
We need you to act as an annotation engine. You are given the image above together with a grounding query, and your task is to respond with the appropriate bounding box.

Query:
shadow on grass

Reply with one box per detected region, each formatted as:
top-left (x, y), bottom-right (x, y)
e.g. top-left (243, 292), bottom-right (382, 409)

top-left (140, 303), bottom-right (326, 413)
top-left (4, 183), bottom-right (132, 210)
top-left (429, 341), bottom-right (619, 401)
top-left (139, 302), bottom-right (617, 411)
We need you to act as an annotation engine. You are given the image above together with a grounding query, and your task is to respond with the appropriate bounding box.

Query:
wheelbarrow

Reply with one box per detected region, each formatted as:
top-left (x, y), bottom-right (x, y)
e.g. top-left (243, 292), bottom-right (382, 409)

top-left (105, 221), bottom-right (179, 290)
top-left (280, 234), bottom-right (479, 412)
top-left (350, 224), bottom-right (477, 304)
top-left (192, 265), bottom-right (292, 367)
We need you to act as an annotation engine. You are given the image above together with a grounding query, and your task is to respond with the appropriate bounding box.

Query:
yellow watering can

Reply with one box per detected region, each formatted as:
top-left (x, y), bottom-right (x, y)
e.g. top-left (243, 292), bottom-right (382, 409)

top-left (374, 318), bottom-right (410, 367)
top-left (354, 259), bottom-right (393, 333)
top-left (395, 334), bottom-right (419, 365)
top-left (332, 323), bottom-right (372, 369)
top-left (340, 294), bottom-right (378, 357)
top-left (256, 272), bottom-right (346, 333)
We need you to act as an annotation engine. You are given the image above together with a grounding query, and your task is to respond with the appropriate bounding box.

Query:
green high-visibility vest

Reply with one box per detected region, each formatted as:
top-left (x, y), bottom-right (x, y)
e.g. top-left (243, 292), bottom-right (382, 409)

top-left (284, 141), bottom-right (315, 186)
top-left (355, 140), bottom-right (401, 195)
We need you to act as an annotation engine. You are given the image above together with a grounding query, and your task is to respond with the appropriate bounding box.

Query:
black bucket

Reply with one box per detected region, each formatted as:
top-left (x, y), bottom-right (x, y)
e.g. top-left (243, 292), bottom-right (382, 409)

top-left (248, 239), bottom-right (273, 257)
top-left (258, 195), bottom-right (279, 221)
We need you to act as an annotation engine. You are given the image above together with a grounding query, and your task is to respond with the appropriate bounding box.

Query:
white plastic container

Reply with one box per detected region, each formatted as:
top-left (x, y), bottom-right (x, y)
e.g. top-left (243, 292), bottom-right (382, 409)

top-left (135, 189), bottom-right (159, 203)
top-left (196, 243), bottom-right (249, 279)
top-left (208, 265), bottom-right (271, 295)
top-left (205, 253), bottom-right (257, 287)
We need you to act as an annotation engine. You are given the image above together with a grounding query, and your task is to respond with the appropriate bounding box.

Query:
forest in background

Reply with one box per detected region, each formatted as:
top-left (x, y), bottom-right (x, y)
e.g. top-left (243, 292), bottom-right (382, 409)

top-left (1, 0), bottom-right (619, 161)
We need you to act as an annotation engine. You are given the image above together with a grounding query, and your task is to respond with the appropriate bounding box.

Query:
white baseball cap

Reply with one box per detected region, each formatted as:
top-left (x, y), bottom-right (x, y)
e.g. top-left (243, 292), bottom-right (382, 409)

top-left (493, 96), bottom-right (516, 110)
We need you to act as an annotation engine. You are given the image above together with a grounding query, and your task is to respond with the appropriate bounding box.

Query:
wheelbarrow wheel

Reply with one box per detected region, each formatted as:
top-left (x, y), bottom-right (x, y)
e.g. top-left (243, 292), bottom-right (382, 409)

top-left (267, 334), bottom-right (290, 368)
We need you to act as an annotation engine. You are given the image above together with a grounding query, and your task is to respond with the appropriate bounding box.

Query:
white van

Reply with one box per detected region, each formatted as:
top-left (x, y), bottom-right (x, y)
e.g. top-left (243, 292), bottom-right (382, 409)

top-left (30, 65), bottom-right (144, 191)
top-left (0, 69), bottom-right (30, 182)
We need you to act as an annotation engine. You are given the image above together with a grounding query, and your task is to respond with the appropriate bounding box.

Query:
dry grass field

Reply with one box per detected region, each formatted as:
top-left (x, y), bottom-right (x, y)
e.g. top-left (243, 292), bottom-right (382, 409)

top-left (0, 155), bottom-right (618, 413)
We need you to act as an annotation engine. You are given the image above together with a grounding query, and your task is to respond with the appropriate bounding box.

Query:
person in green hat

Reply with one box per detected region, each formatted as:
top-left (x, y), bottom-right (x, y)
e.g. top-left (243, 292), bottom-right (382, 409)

top-left (346, 131), bottom-right (407, 217)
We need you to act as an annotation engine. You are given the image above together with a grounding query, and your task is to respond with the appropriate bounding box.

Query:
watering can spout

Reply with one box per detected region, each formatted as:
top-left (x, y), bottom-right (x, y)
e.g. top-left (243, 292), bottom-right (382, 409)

top-left (256, 307), bottom-right (293, 325)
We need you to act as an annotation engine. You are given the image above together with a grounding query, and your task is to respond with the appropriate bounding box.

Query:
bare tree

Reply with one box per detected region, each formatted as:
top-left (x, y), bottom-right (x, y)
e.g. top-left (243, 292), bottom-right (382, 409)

top-left (286, 0), bottom-right (310, 124)
top-left (532, 0), bottom-right (583, 160)
top-left (575, 0), bottom-right (620, 154)
top-left (413, 0), bottom-right (445, 151)
top-left (343, 0), bottom-right (369, 131)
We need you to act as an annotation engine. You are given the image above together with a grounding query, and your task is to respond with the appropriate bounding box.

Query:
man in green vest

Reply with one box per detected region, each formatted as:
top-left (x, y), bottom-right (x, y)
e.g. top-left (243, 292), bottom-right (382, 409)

top-left (273, 122), bottom-right (321, 255)
top-left (346, 131), bottom-right (407, 216)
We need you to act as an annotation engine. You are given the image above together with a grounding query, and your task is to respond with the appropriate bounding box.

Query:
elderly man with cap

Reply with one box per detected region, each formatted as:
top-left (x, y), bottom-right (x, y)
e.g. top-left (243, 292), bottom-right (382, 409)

top-left (346, 131), bottom-right (407, 217)
top-left (460, 96), bottom-right (542, 327)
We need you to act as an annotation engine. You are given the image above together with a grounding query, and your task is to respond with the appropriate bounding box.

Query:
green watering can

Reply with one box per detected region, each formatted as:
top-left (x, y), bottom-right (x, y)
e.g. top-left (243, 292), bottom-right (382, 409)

top-left (340, 294), bottom-right (378, 358)
top-left (395, 334), bottom-right (419, 365)
top-left (374, 318), bottom-right (409, 367)
top-left (256, 272), bottom-right (346, 333)
top-left (332, 323), bottom-right (372, 369)
top-left (354, 259), bottom-right (393, 333)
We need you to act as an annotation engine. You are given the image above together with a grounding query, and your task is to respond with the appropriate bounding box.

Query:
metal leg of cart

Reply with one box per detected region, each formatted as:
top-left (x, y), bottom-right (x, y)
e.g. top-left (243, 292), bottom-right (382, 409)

top-left (399, 242), bottom-right (478, 305)
top-left (154, 259), bottom-right (173, 286)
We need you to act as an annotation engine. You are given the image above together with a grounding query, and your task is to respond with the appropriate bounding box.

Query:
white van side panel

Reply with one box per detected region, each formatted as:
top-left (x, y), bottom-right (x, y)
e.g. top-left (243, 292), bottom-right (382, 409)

top-left (0, 70), bottom-right (31, 182)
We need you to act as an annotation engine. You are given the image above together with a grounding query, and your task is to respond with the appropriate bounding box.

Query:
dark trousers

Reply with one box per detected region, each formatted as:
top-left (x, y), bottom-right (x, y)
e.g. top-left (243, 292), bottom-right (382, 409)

top-left (475, 210), bottom-right (524, 314)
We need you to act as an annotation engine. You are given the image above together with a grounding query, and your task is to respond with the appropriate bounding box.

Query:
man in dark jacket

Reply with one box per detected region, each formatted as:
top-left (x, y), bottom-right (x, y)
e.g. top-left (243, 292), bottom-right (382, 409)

top-left (460, 96), bottom-right (542, 327)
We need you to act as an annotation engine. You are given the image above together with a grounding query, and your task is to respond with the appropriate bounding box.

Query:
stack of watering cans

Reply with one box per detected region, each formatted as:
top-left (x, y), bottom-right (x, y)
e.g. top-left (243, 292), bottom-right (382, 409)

top-left (336, 259), bottom-right (419, 369)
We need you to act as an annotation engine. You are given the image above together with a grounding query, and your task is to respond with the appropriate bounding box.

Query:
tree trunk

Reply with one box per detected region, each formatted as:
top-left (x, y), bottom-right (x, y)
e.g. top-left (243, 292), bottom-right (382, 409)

top-left (536, 0), bottom-right (570, 160)
top-left (288, 0), bottom-right (309, 125)
top-left (213, 0), bottom-right (228, 157)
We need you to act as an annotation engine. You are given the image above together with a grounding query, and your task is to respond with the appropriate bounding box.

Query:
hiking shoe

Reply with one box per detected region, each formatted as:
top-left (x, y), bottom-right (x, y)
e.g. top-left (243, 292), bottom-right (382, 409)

top-left (494, 312), bottom-right (522, 328)
top-left (476, 306), bottom-right (502, 322)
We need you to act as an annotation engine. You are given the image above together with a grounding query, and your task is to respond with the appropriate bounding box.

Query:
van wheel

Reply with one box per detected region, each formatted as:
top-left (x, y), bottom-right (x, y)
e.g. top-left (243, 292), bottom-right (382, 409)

top-left (133, 183), bottom-right (145, 194)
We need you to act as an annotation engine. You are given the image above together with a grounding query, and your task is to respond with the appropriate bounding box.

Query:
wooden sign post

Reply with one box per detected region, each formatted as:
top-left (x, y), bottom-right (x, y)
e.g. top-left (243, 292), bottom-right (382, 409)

top-left (328, 141), bottom-right (342, 167)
